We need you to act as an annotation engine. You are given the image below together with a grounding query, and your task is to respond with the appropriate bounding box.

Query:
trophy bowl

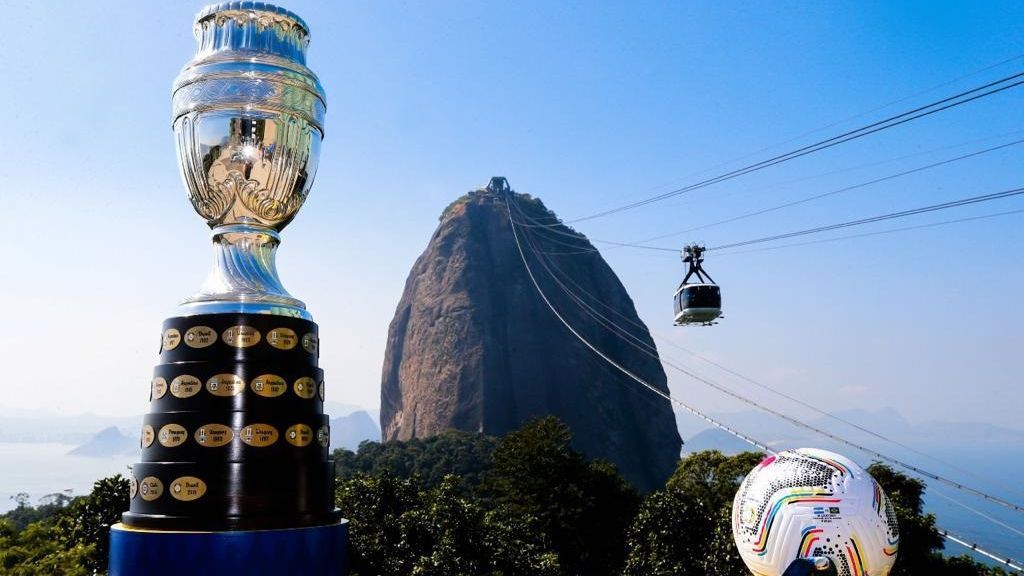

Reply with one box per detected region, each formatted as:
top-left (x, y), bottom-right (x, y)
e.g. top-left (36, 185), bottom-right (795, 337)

top-left (171, 2), bottom-right (327, 317)
top-left (174, 111), bottom-right (322, 231)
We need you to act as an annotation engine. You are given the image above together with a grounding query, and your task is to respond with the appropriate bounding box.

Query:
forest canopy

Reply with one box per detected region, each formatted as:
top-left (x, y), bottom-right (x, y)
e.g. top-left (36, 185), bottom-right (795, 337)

top-left (0, 417), bottom-right (1008, 576)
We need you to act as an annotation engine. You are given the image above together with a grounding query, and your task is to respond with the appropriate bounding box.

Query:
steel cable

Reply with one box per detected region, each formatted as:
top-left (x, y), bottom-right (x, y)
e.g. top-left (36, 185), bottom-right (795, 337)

top-left (513, 198), bottom-right (1018, 495)
top-left (508, 195), bottom-right (1024, 514)
top-left (507, 195), bottom-right (1024, 569)
top-left (567, 72), bottom-right (1024, 223)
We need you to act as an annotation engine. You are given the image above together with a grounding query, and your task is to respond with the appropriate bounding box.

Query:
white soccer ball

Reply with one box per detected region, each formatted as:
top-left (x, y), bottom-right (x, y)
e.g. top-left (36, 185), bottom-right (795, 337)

top-left (732, 448), bottom-right (899, 576)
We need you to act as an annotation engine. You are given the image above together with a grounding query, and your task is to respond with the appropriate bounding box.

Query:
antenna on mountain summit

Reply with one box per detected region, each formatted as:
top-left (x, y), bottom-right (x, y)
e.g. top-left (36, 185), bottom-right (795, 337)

top-left (486, 176), bottom-right (511, 195)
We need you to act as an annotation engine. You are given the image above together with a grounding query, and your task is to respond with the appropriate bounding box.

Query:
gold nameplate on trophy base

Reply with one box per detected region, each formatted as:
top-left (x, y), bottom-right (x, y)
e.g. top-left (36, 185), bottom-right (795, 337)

top-left (268, 327), bottom-right (298, 350)
top-left (162, 328), bottom-right (181, 351)
top-left (251, 374), bottom-right (288, 397)
top-left (170, 375), bottom-right (202, 398)
top-left (285, 423), bottom-right (313, 447)
top-left (301, 333), bottom-right (318, 354)
top-left (158, 423), bottom-right (188, 448)
top-left (184, 325), bottom-right (217, 348)
top-left (240, 424), bottom-right (279, 447)
top-left (194, 424), bottom-right (234, 447)
top-left (141, 425), bottom-right (155, 448)
top-left (223, 325), bottom-right (261, 347)
top-left (170, 476), bottom-right (207, 502)
top-left (140, 476), bottom-right (164, 501)
top-left (293, 376), bottom-right (317, 399)
top-left (151, 377), bottom-right (168, 400)
top-left (207, 373), bottom-right (245, 396)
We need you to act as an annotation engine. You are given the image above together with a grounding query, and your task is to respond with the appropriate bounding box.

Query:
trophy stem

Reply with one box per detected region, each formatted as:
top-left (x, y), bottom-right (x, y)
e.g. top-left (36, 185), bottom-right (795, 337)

top-left (178, 224), bottom-right (310, 319)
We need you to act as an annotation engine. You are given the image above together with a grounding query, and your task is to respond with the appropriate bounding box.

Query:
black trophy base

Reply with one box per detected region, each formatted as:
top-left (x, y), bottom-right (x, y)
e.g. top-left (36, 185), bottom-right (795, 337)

top-left (123, 313), bottom-right (336, 532)
top-left (122, 460), bottom-right (340, 531)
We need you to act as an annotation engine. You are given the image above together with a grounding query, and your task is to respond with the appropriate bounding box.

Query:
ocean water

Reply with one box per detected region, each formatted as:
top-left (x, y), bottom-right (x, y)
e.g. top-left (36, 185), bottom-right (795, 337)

top-left (924, 490), bottom-right (1024, 570)
top-left (0, 442), bottom-right (133, 513)
top-left (916, 447), bottom-right (1024, 569)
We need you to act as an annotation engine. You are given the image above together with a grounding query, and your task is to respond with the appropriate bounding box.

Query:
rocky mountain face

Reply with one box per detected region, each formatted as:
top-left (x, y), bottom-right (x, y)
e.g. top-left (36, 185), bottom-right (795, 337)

top-left (380, 178), bottom-right (681, 491)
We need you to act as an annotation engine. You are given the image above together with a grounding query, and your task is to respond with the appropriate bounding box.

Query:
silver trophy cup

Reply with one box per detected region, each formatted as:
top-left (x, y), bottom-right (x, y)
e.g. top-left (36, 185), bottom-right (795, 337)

top-left (172, 2), bottom-right (327, 319)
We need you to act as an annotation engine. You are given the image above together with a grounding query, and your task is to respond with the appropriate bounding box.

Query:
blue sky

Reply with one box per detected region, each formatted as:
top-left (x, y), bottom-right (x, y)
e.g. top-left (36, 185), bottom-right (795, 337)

top-left (0, 1), bottom-right (1021, 431)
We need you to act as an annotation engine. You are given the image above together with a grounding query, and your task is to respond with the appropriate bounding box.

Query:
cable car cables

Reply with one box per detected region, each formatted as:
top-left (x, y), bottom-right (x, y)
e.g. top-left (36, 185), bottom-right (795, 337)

top-left (505, 196), bottom-right (1024, 570)
top-left (514, 183), bottom-right (1024, 255)
top-left (512, 207), bottom-right (1024, 543)
top-left (514, 198), bottom-right (1011, 492)
top-left (507, 195), bottom-right (1024, 515)
top-left (706, 185), bottom-right (1024, 251)
top-left (712, 207), bottom-right (1024, 257)
top-left (509, 135), bottom-right (1024, 256)
top-left (632, 54), bottom-right (1024, 202)
top-left (931, 490), bottom-right (1024, 540)
top-left (940, 529), bottom-right (1024, 573)
top-left (636, 137), bottom-right (1024, 244)
top-left (564, 71), bottom-right (1024, 224)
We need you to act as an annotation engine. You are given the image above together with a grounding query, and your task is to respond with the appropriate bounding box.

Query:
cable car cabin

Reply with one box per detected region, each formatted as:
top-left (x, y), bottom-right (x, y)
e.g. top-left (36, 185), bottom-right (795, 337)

top-left (674, 283), bottom-right (722, 326)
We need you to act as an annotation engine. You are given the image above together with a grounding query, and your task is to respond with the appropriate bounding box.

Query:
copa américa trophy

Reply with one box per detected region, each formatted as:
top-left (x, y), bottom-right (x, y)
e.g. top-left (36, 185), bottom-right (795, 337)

top-left (109, 3), bottom-right (347, 573)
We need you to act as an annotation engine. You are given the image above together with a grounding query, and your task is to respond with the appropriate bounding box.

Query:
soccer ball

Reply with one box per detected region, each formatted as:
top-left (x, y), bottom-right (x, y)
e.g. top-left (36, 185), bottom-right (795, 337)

top-left (732, 448), bottom-right (899, 576)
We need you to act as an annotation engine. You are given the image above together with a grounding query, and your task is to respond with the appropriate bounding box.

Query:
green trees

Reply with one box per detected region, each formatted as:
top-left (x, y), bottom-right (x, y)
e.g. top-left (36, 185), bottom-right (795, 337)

top-left (336, 417), bottom-right (634, 576)
top-left (0, 474), bottom-right (128, 575)
top-left (334, 429), bottom-right (499, 490)
top-left (52, 475), bottom-right (131, 574)
top-left (0, 520), bottom-right (93, 576)
top-left (621, 487), bottom-right (713, 575)
top-left (4, 492), bottom-right (74, 531)
top-left (334, 423), bottom-right (1021, 576)
top-left (479, 417), bottom-right (639, 575)
top-left (336, 473), bottom-right (560, 576)
top-left (623, 450), bottom-right (763, 576)
top-left (0, 422), bottom-right (1013, 576)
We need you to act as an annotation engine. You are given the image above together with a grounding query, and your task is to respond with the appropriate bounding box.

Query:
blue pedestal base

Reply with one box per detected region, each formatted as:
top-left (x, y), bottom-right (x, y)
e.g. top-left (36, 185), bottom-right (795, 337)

top-left (109, 521), bottom-right (348, 576)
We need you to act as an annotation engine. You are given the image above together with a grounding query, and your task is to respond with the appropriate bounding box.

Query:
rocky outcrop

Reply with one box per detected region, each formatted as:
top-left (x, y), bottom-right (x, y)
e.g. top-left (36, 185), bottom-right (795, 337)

top-left (380, 178), bottom-right (681, 491)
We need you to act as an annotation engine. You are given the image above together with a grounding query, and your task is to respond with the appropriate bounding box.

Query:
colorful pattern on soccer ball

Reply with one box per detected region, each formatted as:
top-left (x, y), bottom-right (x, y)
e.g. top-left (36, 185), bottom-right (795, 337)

top-left (732, 448), bottom-right (899, 576)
